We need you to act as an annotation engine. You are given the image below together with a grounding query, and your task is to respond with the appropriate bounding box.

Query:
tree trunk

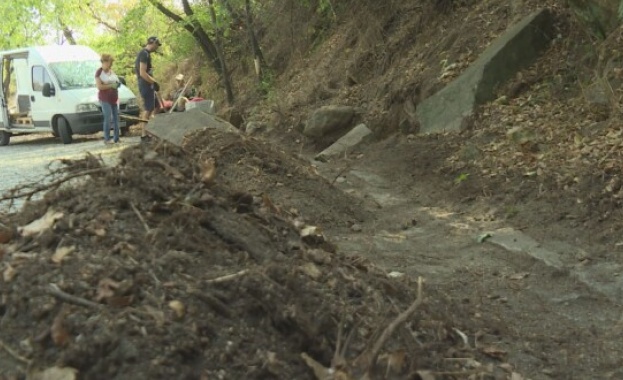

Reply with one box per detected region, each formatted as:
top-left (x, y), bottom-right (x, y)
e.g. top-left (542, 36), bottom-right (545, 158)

top-left (60, 21), bottom-right (76, 45)
top-left (244, 0), bottom-right (266, 83)
top-left (147, 0), bottom-right (222, 75)
top-left (207, 0), bottom-right (235, 104)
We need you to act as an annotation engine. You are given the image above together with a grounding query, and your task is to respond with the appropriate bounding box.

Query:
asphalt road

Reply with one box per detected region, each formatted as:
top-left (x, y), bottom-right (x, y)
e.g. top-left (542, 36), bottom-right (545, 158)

top-left (0, 133), bottom-right (140, 212)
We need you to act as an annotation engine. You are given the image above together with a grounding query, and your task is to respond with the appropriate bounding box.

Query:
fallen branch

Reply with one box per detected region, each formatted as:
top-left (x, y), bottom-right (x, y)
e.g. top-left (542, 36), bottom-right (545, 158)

top-left (0, 339), bottom-right (32, 364)
top-left (120, 113), bottom-right (149, 123)
top-left (357, 276), bottom-right (424, 373)
top-left (205, 269), bottom-right (250, 284)
top-left (300, 352), bottom-right (332, 379)
top-left (0, 167), bottom-right (107, 202)
top-left (144, 159), bottom-right (186, 180)
top-left (47, 283), bottom-right (103, 309)
top-left (130, 202), bottom-right (151, 233)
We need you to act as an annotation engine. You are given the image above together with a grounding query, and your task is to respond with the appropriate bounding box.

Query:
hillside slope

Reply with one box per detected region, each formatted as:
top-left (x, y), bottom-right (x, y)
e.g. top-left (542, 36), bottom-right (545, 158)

top-left (247, 0), bottom-right (623, 253)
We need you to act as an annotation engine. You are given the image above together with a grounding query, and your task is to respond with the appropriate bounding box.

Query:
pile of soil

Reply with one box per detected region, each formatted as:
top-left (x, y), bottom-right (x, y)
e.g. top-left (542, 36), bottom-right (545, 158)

top-left (0, 130), bottom-right (516, 379)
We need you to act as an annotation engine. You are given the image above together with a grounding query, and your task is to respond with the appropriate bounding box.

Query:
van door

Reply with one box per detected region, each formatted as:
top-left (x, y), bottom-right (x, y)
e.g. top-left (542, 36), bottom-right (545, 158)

top-left (0, 56), bottom-right (10, 130)
top-left (28, 64), bottom-right (57, 130)
top-left (12, 58), bottom-right (31, 115)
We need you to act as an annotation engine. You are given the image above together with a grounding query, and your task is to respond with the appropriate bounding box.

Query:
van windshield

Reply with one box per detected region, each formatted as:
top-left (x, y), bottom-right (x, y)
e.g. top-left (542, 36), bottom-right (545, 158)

top-left (49, 60), bottom-right (100, 90)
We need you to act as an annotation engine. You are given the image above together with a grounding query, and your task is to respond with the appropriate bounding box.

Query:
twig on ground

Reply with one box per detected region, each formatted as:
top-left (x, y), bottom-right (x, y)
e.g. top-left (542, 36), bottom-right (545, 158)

top-left (598, 139), bottom-right (623, 166)
top-left (357, 276), bottom-right (424, 373)
top-left (0, 339), bottom-right (32, 364)
top-left (205, 269), bottom-right (250, 284)
top-left (47, 283), bottom-right (102, 309)
top-left (130, 202), bottom-right (151, 233)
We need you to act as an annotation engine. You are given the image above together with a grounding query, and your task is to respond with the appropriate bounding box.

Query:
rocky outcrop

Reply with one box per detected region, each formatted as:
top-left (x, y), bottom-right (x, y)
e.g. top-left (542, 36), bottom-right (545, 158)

top-left (416, 9), bottom-right (554, 134)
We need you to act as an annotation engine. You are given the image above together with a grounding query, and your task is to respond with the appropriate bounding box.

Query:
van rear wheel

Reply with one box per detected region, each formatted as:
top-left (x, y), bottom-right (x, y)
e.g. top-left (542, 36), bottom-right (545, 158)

top-left (57, 117), bottom-right (72, 144)
top-left (0, 131), bottom-right (10, 146)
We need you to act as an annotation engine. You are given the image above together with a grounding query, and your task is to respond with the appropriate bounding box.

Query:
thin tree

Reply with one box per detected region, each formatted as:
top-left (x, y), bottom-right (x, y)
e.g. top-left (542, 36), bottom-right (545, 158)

top-left (206, 0), bottom-right (234, 104)
top-left (244, 0), bottom-right (266, 83)
top-left (219, 0), bottom-right (266, 83)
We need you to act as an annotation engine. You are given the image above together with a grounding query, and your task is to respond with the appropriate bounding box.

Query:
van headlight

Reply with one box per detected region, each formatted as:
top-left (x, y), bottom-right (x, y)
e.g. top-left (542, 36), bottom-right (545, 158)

top-left (127, 98), bottom-right (138, 109)
top-left (76, 103), bottom-right (99, 113)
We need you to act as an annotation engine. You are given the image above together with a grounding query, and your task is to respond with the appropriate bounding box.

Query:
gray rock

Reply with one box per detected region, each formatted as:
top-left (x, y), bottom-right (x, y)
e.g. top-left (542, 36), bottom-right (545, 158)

top-left (245, 121), bottom-right (264, 135)
top-left (416, 9), bottom-right (554, 134)
top-left (147, 109), bottom-right (239, 147)
top-left (315, 123), bottom-right (372, 161)
top-left (303, 105), bottom-right (356, 139)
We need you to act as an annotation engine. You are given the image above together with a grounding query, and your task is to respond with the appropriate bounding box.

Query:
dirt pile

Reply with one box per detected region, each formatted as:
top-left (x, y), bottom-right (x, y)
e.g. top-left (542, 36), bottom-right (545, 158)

top-left (0, 130), bottom-right (520, 379)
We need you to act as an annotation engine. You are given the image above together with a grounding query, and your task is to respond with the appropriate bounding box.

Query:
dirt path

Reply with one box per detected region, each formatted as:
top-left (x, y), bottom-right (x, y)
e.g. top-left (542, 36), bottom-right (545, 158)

top-left (312, 134), bottom-right (623, 379)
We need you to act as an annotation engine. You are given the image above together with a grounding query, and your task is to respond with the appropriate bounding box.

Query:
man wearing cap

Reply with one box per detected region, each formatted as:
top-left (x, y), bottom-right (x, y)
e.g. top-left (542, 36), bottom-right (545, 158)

top-left (135, 36), bottom-right (161, 142)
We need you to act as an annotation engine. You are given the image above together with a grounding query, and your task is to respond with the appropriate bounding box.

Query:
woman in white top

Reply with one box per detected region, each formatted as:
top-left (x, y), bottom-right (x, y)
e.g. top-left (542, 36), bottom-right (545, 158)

top-left (95, 54), bottom-right (121, 144)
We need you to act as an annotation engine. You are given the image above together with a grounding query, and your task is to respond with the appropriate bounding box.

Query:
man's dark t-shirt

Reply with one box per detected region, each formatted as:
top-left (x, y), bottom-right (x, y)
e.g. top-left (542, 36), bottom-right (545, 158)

top-left (135, 48), bottom-right (152, 89)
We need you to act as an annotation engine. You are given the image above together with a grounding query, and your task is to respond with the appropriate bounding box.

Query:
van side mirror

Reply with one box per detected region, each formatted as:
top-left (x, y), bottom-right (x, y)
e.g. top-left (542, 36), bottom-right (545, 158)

top-left (118, 76), bottom-right (126, 86)
top-left (42, 83), bottom-right (55, 97)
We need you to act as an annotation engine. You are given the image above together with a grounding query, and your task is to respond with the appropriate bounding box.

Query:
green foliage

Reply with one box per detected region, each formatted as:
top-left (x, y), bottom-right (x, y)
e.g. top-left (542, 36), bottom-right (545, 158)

top-left (258, 69), bottom-right (276, 96)
top-left (454, 172), bottom-right (470, 185)
top-left (0, 0), bottom-right (266, 103)
top-left (0, 1), bottom-right (48, 48)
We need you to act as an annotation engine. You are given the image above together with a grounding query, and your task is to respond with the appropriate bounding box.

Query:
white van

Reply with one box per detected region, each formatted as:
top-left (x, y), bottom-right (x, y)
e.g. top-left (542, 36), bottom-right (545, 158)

top-left (0, 45), bottom-right (140, 145)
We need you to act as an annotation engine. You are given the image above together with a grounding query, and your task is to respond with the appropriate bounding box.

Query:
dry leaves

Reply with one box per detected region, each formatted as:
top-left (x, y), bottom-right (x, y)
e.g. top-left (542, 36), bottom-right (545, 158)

top-left (3, 263), bottom-right (17, 282)
top-left (200, 157), bottom-right (217, 185)
top-left (169, 300), bottom-right (185, 319)
top-left (51, 246), bottom-right (75, 264)
top-left (95, 278), bottom-right (120, 302)
top-left (0, 224), bottom-right (14, 244)
top-left (27, 366), bottom-right (77, 380)
top-left (300, 262), bottom-right (323, 280)
top-left (378, 349), bottom-right (407, 374)
top-left (18, 209), bottom-right (63, 237)
top-left (480, 345), bottom-right (507, 359)
top-left (51, 310), bottom-right (70, 347)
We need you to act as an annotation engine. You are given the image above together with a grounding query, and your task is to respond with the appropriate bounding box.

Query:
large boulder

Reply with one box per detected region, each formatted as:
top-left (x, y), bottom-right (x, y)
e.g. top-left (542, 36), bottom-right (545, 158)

top-left (147, 105), bottom-right (239, 147)
top-left (416, 9), bottom-right (554, 134)
top-left (303, 106), bottom-right (356, 139)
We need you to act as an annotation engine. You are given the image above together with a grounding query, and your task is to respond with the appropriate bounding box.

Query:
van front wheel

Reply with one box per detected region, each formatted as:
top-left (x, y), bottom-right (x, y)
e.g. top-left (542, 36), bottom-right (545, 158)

top-left (57, 117), bottom-right (72, 144)
top-left (0, 131), bottom-right (10, 146)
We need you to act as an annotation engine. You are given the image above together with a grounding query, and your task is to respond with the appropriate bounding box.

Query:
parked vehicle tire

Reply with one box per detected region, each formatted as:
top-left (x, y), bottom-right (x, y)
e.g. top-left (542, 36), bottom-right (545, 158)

top-left (57, 117), bottom-right (72, 144)
top-left (0, 131), bottom-right (10, 146)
